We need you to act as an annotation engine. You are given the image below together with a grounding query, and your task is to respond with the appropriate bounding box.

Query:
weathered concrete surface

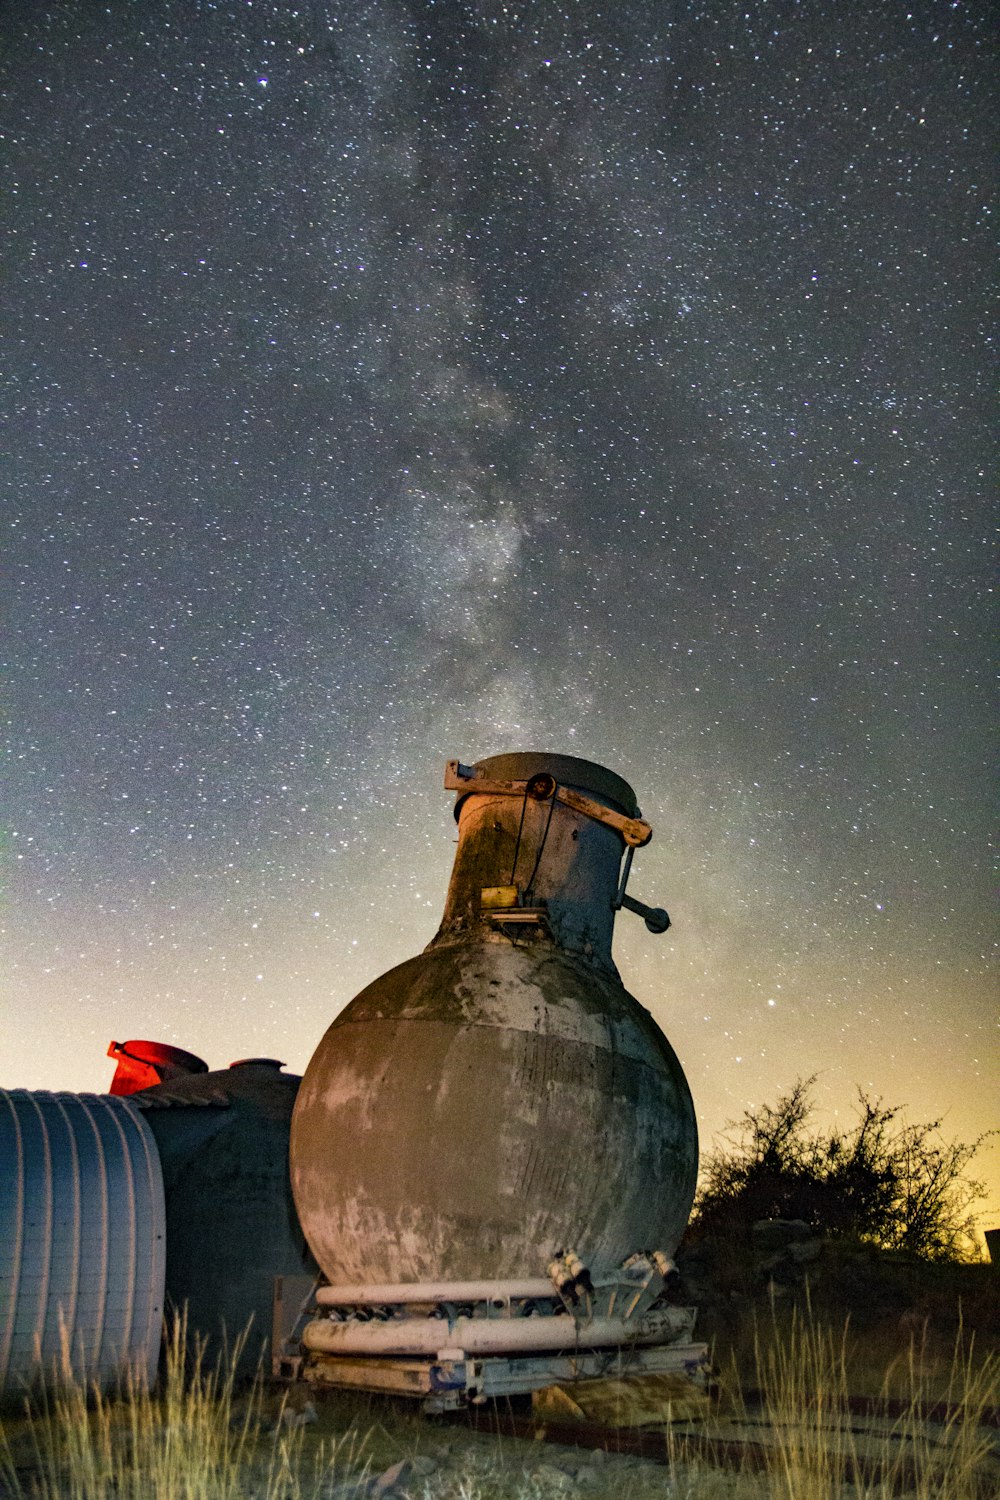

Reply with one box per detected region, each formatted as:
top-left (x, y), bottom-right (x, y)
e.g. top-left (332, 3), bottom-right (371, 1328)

top-left (291, 753), bottom-right (697, 1286)
top-left (290, 942), bottom-right (697, 1283)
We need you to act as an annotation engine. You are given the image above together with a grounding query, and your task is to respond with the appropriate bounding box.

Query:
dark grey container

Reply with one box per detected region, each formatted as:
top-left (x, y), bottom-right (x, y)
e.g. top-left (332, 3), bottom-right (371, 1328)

top-left (137, 1059), bottom-right (316, 1369)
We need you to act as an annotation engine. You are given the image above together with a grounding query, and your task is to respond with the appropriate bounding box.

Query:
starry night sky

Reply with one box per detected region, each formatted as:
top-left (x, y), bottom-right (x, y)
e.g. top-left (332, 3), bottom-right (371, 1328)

top-left (4, 3), bottom-right (997, 1229)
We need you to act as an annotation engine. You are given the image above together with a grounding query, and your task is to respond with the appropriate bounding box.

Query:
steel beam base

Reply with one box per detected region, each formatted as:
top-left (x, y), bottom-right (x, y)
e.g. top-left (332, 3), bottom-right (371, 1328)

top-left (301, 1340), bottom-right (711, 1413)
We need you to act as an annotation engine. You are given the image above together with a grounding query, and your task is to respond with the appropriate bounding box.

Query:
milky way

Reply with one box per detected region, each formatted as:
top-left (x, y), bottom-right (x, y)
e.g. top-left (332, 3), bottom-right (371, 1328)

top-left (4, 3), bottom-right (997, 1228)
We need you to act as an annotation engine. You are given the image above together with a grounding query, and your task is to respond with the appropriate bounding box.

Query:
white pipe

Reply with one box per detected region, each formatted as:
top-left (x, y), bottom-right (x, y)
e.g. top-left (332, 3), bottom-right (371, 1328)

top-left (314, 1279), bottom-right (556, 1306)
top-left (302, 1308), bottom-right (688, 1358)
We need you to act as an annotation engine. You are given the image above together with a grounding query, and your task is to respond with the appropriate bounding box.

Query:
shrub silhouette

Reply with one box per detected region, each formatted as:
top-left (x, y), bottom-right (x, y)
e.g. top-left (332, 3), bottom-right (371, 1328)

top-left (690, 1077), bottom-right (992, 1261)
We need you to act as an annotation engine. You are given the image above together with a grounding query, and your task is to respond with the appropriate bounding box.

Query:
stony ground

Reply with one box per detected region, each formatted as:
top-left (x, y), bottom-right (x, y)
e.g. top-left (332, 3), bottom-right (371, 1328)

top-left (0, 1385), bottom-right (749, 1500)
top-left (249, 1391), bottom-right (792, 1500)
top-left (247, 1375), bottom-right (998, 1500)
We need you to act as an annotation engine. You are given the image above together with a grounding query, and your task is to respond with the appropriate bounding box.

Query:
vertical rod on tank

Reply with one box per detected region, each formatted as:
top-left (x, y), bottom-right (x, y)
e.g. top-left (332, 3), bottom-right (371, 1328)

top-left (612, 845), bottom-right (636, 911)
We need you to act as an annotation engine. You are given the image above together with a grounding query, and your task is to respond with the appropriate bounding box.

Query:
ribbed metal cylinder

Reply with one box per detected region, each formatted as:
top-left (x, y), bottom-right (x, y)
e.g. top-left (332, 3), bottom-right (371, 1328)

top-left (0, 1091), bottom-right (165, 1399)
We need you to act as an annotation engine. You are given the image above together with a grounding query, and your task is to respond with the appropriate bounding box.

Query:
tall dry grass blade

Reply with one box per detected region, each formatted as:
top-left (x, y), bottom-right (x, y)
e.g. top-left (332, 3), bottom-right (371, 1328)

top-left (0, 1308), bottom-right (372, 1500)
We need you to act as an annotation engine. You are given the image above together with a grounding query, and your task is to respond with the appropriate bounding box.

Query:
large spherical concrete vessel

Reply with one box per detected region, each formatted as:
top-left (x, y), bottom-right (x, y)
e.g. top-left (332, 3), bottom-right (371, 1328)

top-left (290, 753), bottom-right (697, 1285)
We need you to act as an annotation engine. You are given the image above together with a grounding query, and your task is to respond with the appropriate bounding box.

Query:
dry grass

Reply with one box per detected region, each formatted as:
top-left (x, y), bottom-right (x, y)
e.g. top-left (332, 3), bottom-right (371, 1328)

top-left (0, 1315), bottom-right (369, 1500)
top-left (1, 1309), bottom-right (996, 1499)
top-left (714, 1308), bottom-right (999, 1499)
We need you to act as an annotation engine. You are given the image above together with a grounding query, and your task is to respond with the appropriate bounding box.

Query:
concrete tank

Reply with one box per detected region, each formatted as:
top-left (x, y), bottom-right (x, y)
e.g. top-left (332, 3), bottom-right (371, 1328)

top-left (290, 752), bottom-right (697, 1285)
top-left (135, 1059), bottom-right (317, 1368)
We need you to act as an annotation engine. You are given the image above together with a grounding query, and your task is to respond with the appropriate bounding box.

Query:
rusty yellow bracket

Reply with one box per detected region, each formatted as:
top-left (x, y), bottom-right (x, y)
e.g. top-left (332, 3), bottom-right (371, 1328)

top-left (444, 760), bottom-right (653, 848)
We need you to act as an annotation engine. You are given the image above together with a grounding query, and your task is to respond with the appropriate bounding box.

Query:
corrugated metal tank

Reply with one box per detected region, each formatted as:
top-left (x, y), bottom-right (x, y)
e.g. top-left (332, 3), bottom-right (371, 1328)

top-left (290, 753), bottom-right (698, 1285)
top-left (0, 1090), bottom-right (165, 1398)
top-left (135, 1059), bottom-right (317, 1370)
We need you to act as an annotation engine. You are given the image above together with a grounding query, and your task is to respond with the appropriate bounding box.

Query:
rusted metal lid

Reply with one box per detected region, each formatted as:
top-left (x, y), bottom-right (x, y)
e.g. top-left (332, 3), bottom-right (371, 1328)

top-left (107, 1039), bottom-right (209, 1096)
top-left (453, 752), bottom-right (640, 820)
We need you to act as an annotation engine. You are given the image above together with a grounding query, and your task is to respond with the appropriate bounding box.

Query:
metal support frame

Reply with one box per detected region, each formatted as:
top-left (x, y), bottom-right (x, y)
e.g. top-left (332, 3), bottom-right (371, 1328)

top-left (272, 1273), bottom-right (322, 1381)
top-left (283, 1255), bottom-right (707, 1412)
top-left (302, 1341), bottom-right (712, 1413)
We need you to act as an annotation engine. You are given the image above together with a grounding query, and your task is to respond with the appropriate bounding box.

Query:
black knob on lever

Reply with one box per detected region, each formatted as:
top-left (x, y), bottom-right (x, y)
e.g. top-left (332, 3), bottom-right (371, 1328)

top-left (620, 894), bottom-right (671, 934)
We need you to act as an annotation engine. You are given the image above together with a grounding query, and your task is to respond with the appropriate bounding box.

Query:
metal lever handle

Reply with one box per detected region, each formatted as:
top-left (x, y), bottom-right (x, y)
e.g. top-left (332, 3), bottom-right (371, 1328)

top-left (611, 845), bottom-right (671, 934)
top-left (445, 761), bottom-right (653, 847)
top-left (620, 894), bottom-right (671, 934)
